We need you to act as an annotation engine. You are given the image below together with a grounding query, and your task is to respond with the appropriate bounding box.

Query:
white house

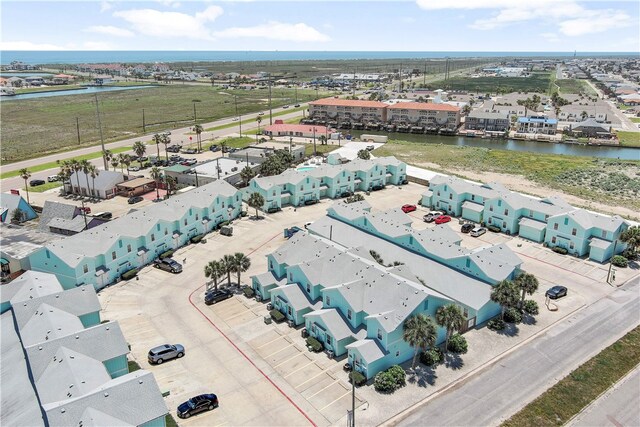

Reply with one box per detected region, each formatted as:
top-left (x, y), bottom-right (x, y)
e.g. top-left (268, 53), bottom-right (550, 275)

top-left (65, 170), bottom-right (124, 199)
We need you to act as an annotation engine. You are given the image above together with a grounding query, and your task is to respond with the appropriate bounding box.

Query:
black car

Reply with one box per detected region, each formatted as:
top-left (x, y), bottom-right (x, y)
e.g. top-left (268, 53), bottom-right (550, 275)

top-left (341, 191), bottom-right (353, 198)
top-left (267, 206), bottom-right (281, 214)
top-left (177, 394), bottom-right (218, 419)
top-left (154, 258), bottom-right (183, 273)
top-left (128, 195), bottom-right (144, 204)
top-left (209, 145), bottom-right (219, 152)
top-left (461, 223), bottom-right (475, 233)
top-left (546, 285), bottom-right (568, 299)
top-left (304, 199), bottom-right (318, 206)
top-left (205, 289), bottom-right (233, 305)
top-left (30, 179), bottom-right (45, 187)
top-left (371, 184), bottom-right (384, 191)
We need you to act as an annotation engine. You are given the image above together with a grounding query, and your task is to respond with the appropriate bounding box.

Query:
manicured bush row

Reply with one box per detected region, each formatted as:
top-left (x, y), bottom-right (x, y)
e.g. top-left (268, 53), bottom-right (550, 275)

top-left (447, 333), bottom-right (468, 354)
top-left (420, 348), bottom-right (443, 366)
top-left (159, 250), bottom-right (174, 259)
top-left (611, 255), bottom-right (628, 268)
top-left (270, 309), bottom-right (285, 323)
top-left (523, 299), bottom-right (539, 315)
top-left (488, 318), bottom-right (505, 331)
top-left (349, 371), bottom-right (367, 387)
top-left (504, 307), bottom-right (523, 324)
top-left (552, 246), bottom-right (569, 255)
top-left (487, 225), bottom-right (501, 233)
top-left (243, 287), bottom-right (255, 298)
top-left (190, 234), bottom-right (204, 244)
top-left (122, 269), bottom-right (139, 280)
top-left (374, 365), bottom-right (406, 393)
top-left (306, 336), bottom-right (323, 352)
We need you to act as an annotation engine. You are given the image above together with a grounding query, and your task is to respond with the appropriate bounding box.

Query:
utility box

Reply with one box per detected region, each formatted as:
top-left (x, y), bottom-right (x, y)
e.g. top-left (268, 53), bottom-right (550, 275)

top-left (220, 225), bottom-right (233, 236)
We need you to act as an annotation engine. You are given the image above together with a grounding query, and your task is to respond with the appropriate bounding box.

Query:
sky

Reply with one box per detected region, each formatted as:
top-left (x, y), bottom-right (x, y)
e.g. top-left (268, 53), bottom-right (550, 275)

top-left (1, 0), bottom-right (639, 52)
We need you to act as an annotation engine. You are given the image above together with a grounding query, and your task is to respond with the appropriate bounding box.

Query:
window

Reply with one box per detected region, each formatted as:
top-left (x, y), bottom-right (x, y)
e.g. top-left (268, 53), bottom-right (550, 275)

top-left (449, 193), bottom-right (453, 200)
top-left (571, 228), bottom-right (577, 236)
top-left (466, 259), bottom-right (471, 268)
top-left (502, 221), bottom-right (506, 228)
top-left (288, 306), bottom-right (292, 315)
top-left (195, 214), bottom-right (199, 220)
top-left (273, 191), bottom-right (276, 196)
top-left (112, 251), bottom-right (116, 260)
top-left (326, 335), bottom-right (332, 345)
top-left (377, 329), bottom-right (382, 340)
top-left (300, 185), bottom-right (303, 190)
top-left (504, 209), bottom-right (509, 216)
top-left (326, 296), bottom-right (331, 306)
top-left (529, 210), bottom-right (534, 217)
top-left (489, 205), bottom-right (493, 212)
top-left (471, 195), bottom-right (475, 201)
top-left (348, 176), bottom-right (351, 182)
top-left (127, 244), bottom-right (132, 253)
top-left (347, 309), bottom-right (352, 320)
top-left (570, 242), bottom-right (575, 249)
top-left (151, 234), bottom-right (155, 242)
top-left (601, 230), bottom-right (607, 239)
top-left (564, 218), bottom-right (569, 226)
top-left (437, 191), bottom-right (440, 196)
top-left (269, 261), bottom-right (273, 270)
top-left (552, 236), bottom-right (557, 244)
top-left (83, 264), bottom-right (88, 274)
top-left (553, 223), bottom-right (558, 230)
top-left (488, 218), bottom-right (492, 224)
top-left (396, 351), bottom-right (400, 357)
top-left (498, 200), bottom-right (502, 207)
top-left (545, 215), bottom-right (549, 221)
top-left (306, 283), bottom-right (311, 293)
top-left (118, 240), bottom-right (123, 248)
top-left (222, 202), bottom-right (225, 208)
top-left (289, 272), bottom-right (293, 281)
top-left (164, 229), bottom-right (168, 235)
top-left (424, 300), bottom-right (429, 310)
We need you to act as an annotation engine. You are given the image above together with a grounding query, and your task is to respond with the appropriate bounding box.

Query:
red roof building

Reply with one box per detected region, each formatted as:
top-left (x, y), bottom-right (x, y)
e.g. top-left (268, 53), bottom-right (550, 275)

top-left (263, 124), bottom-right (329, 138)
top-left (309, 98), bottom-right (388, 123)
top-left (387, 102), bottom-right (461, 128)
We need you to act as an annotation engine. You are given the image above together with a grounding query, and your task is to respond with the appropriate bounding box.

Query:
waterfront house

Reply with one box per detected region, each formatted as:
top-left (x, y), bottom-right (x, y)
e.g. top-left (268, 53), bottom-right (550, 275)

top-left (465, 111), bottom-right (510, 132)
top-left (516, 115), bottom-right (558, 135)
top-left (386, 102), bottom-right (461, 130)
top-left (309, 98), bottom-right (388, 124)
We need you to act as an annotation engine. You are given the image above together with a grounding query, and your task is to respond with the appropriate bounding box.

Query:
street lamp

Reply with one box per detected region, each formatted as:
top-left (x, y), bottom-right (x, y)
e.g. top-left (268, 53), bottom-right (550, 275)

top-left (349, 358), bottom-right (361, 427)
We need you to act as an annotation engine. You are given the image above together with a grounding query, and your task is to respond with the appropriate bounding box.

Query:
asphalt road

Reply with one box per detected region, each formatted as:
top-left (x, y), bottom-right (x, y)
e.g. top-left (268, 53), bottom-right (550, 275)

top-left (569, 367), bottom-right (640, 427)
top-left (0, 106), bottom-right (306, 190)
top-left (390, 276), bottom-right (640, 427)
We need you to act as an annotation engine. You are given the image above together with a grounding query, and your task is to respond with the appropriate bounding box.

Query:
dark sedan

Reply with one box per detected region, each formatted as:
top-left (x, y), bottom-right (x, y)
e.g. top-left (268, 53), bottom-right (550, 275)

top-left (204, 288), bottom-right (233, 305)
top-left (461, 223), bottom-right (475, 233)
top-left (545, 285), bottom-right (568, 299)
top-left (30, 179), bottom-right (46, 187)
top-left (177, 394), bottom-right (218, 419)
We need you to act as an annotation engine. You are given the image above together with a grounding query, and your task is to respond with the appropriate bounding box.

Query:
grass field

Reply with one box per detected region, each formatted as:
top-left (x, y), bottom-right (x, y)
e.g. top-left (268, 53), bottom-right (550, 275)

top-left (0, 145), bottom-right (132, 179)
top-left (556, 79), bottom-right (595, 95)
top-left (1, 86), bottom-right (326, 163)
top-left (374, 140), bottom-right (640, 212)
top-left (14, 85), bottom-right (89, 94)
top-left (503, 326), bottom-right (640, 427)
top-left (25, 181), bottom-right (63, 193)
top-left (616, 131), bottom-right (640, 148)
top-left (629, 117), bottom-right (640, 123)
top-left (427, 72), bottom-right (552, 94)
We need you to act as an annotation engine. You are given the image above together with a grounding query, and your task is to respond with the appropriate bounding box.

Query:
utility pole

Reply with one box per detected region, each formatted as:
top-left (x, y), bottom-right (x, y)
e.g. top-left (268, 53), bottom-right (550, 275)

top-left (193, 103), bottom-right (197, 124)
top-left (268, 74), bottom-right (273, 125)
top-left (423, 61), bottom-right (427, 86)
top-left (94, 93), bottom-right (107, 169)
top-left (76, 117), bottom-right (81, 144)
top-left (142, 108), bottom-right (146, 133)
top-left (607, 240), bottom-right (618, 284)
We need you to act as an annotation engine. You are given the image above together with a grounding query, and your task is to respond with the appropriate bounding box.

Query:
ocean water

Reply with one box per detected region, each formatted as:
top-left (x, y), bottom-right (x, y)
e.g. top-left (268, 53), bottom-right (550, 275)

top-left (2, 51), bottom-right (636, 65)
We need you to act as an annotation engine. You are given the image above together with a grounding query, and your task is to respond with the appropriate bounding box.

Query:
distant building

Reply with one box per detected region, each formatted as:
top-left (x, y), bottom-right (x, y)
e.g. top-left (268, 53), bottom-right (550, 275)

top-left (465, 111), bottom-right (510, 132)
top-left (229, 145), bottom-right (305, 164)
top-left (569, 118), bottom-right (612, 138)
top-left (516, 115), bottom-right (558, 135)
top-left (387, 102), bottom-right (461, 129)
top-left (309, 98), bottom-right (388, 123)
top-left (263, 123), bottom-right (329, 139)
top-left (0, 193), bottom-right (37, 223)
top-left (65, 170), bottom-right (124, 199)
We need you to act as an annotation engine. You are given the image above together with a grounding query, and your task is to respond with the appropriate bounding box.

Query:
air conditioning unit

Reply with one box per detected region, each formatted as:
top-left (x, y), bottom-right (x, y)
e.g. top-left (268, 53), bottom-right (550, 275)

top-left (327, 350), bottom-right (334, 359)
top-left (266, 302), bottom-right (273, 310)
top-left (301, 328), bottom-right (308, 338)
top-left (287, 319), bottom-right (294, 327)
top-left (255, 295), bottom-right (263, 302)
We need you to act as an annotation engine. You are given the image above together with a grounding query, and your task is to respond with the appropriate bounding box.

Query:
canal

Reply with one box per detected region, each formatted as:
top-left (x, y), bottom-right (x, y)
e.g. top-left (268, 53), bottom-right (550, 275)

top-left (349, 131), bottom-right (640, 160)
top-left (2, 84), bottom-right (158, 101)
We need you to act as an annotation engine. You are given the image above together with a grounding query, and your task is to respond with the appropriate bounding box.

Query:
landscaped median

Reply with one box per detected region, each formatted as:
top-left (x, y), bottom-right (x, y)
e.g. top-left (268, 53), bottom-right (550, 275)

top-left (502, 325), bottom-right (640, 427)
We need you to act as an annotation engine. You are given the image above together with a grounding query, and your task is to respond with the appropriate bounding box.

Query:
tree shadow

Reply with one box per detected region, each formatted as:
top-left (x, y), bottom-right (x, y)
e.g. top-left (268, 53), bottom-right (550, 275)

top-left (250, 215), bottom-right (265, 221)
top-left (521, 314), bottom-right (537, 326)
top-left (406, 365), bottom-right (437, 387)
top-left (496, 322), bottom-right (520, 337)
top-left (442, 353), bottom-right (464, 370)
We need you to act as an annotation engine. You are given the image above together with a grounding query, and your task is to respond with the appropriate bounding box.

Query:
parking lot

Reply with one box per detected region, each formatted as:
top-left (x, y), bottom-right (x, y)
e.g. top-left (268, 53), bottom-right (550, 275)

top-left (98, 182), bottom-right (638, 426)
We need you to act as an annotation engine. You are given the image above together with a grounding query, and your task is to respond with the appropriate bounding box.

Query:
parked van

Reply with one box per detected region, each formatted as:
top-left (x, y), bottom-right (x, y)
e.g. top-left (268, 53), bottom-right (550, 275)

top-left (220, 225), bottom-right (233, 236)
top-left (47, 175), bottom-right (59, 182)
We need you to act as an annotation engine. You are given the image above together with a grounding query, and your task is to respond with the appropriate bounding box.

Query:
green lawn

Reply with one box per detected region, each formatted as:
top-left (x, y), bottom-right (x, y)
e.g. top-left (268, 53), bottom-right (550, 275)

top-left (1, 86), bottom-right (323, 163)
top-left (629, 117), bottom-right (640, 123)
top-left (0, 145), bottom-right (132, 179)
top-left (201, 106), bottom-right (307, 133)
top-left (555, 79), bottom-right (596, 95)
top-left (427, 72), bottom-right (552, 94)
top-left (127, 360), bottom-right (141, 372)
top-left (25, 181), bottom-right (62, 193)
top-left (616, 131), bottom-right (640, 148)
top-left (304, 142), bottom-right (338, 156)
top-left (14, 85), bottom-right (88, 94)
top-left (374, 139), bottom-right (640, 213)
top-left (503, 326), bottom-right (640, 427)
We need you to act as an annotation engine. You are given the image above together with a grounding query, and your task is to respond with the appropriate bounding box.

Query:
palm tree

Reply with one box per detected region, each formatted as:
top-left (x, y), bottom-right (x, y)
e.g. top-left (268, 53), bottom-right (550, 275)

top-left (80, 159), bottom-right (91, 197)
top-left (88, 164), bottom-right (100, 198)
top-left (165, 176), bottom-right (176, 198)
top-left (514, 272), bottom-right (539, 309)
top-left (247, 192), bottom-right (265, 219)
top-left (435, 305), bottom-right (465, 352)
top-left (70, 159), bottom-right (82, 195)
top-left (152, 133), bottom-right (162, 160)
top-left (204, 260), bottom-right (225, 291)
top-left (402, 314), bottom-right (437, 368)
top-left (620, 226), bottom-right (640, 257)
top-left (150, 166), bottom-right (162, 200)
top-left (110, 157), bottom-right (119, 172)
top-left (255, 116), bottom-right (262, 134)
top-left (193, 124), bottom-right (203, 152)
top-left (162, 133), bottom-right (171, 161)
top-left (57, 160), bottom-right (72, 194)
top-left (222, 254), bottom-right (235, 286)
top-left (19, 168), bottom-right (31, 204)
top-left (580, 110), bottom-right (588, 120)
top-left (240, 166), bottom-right (255, 187)
top-left (220, 140), bottom-right (228, 157)
top-left (233, 253), bottom-right (251, 288)
top-left (117, 153), bottom-right (127, 174)
top-left (319, 134), bottom-right (327, 146)
top-left (490, 280), bottom-right (520, 320)
top-left (133, 141), bottom-right (146, 168)
top-left (121, 154), bottom-right (132, 175)
top-left (102, 150), bottom-right (113, 170)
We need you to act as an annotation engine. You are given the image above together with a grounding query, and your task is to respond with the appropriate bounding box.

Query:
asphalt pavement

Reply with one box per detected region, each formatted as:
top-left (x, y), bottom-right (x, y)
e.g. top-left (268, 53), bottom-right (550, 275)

top-left (389, 276), bottom-right (640, 427)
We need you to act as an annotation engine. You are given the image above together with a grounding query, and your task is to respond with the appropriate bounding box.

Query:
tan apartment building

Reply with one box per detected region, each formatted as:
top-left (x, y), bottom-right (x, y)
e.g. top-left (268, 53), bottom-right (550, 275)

top-left (308, 98), bottom-right (388, 123)
top-left (387, 102), bottom-right (461, 129)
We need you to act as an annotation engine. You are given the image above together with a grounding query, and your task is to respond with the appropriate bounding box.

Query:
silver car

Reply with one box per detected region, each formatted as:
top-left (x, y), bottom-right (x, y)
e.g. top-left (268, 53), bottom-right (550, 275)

top-left (470, 227), bottom-right (487, 237)
top-left (148, 344), bottom-right (185, 364)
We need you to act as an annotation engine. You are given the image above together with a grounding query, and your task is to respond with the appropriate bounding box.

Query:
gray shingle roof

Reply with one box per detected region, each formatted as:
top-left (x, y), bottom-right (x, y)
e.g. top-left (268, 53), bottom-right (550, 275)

top-left (19, 303), bottom-right (85, 347)
top-left (0, 312), bottom-right (45, 427)
top-left (519, 217), bottom-right (547, 230)
top-left (1, 270), bottom-right (63, 305)
top-left (270, 232), bottom-right (342, 266)
top-left (345, 339), bottom-right (387, 365)
top-left (38, 201), bottom-right (79, 231)
top-left (272, 284), bottom-right (321, 312)
top-left (551, 209), bottom-right (628, 233)
top-left (430, 175), bottom-right (499, 199)
top-left (304, 308), bottom-right (366, 341)
top-left (46, 216), bottom-right (87, 233)
top-left (0, 193), bottom-right (23, 215)
top-left (68, 170), bottom-right (124, 191)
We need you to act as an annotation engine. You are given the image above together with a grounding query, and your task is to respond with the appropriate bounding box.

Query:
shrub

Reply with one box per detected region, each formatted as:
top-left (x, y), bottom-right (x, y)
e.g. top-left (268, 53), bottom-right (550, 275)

top-left (552, 246), bottom-right (569, 255)
top-left (611, 255), bottom-right (628, 268)
top-left (487, 225), bottom-right (501, 233)
top-left (487, 318), bottom-right (505, 331)
top-left (121, 268), bottom-right (138, 280)
top-left (190, 234), bottom-right (204, 244)
top-left (374, 371), bottom-right (397, 393)
top-left (306, 336), bottom-right (323, 352)
top-left (622, 248), bottom-right (637, 260)
top-left (270, 309), bottom-right (285, 323)
top-left (387, 365), bottom-right (406, 387)
top-left (218, 220), bottom-right (230, 228)
top-left (447, 333), bottom-right (468, 354)
top-left (420, 348), bottom-right (443, 366)
top-left (159, 249), bottom-right (174, 259)
top-left (240, 211), bottom-right (248, 217)
top-left (243, 287), bottom-right (255, 298)
top-left (504, 307), bottom-right (523, 324)
top-left (523, 300), bottom-right (539, 315)
top-left (349, 371), bottom-right (367, 387)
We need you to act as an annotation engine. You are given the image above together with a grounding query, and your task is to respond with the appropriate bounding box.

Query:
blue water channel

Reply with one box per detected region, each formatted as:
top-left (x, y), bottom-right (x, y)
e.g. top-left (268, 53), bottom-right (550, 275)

top-left (1, 84), bottom-right (158, 101)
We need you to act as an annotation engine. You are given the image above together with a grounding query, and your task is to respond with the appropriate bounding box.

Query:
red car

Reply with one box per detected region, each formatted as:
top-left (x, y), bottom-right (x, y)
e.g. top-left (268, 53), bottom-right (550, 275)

top-left (401, 204), bottom-right (417, 213)
top-left (434, 215), bottom-right (451, 224)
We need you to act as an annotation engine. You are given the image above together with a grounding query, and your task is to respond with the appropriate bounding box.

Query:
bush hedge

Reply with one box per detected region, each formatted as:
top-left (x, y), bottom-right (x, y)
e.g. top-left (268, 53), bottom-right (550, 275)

top-left (190, 234), bottom-right (204, 244)
top-left (243, 287), bottom-right (255, 298)
top-left (387, 365), bottom-right (406, 387)
top-left (552, 246), bottom-right (569, 255)
top-left (622, 249), bottom-right (637, 260)
top-left (523, 299), bottom-right (539, 315)
top-left (447, 333), bottom-right (468, 354)
top-left (487, 225), bottom-right (501, 233)
top-left (121, 268), bottom-right (138, 280)
top-left (420, 348), bottom-right (443, 366)
top-left (349, 371), bottom-right (367, 387)
top-left (270, 309), bottom-right (285, 323)
top-left (218, 220), bottom-right (230, 228)
top-left (306, 336), bottom-right (323, 352)
top-left (611, 255), bottom-right (628, 268)
top-left (374, 365), bottom-right (406, 393)
top-left (159, 249), bottom-right (174, 259)
top-left (487, 318), bottom-right (505, 331)
top-left (504, 307), bottom-right (523, 324)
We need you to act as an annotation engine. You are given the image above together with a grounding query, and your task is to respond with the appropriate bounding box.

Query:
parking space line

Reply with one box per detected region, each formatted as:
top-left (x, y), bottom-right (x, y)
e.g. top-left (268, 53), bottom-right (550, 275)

top-left (319, 389), bottom-right (352, 412)
top-left (296, 365), bottom-right (336, 389)
top-left (273, 351), bottom-right (308, 369)
top-left (307, 379), bottom-right (340, 399)
top-left (256, 333), bottom-right (288, 349)
top-left (187, 231), bottom-right (317, 427)
top-left (283, 359), bottom-right (316, 378)
top-left (264, 341), bottom-right (297, 359)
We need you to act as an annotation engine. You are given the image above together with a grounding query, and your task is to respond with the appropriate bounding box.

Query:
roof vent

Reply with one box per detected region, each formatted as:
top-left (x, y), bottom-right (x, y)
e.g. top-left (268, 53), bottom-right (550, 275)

top-left (104, 392), bottom-right (109, 397)
top-left (38, 346), bottom-right (42, 350)
top-left (60, 408), bottom-right (65, 414)
top-left (75, 335), bottom-right (79, 339)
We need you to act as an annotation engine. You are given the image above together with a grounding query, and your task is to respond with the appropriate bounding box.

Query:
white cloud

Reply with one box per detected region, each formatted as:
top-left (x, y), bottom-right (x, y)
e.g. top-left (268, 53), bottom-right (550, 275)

top-left (0, 40), bottom-right (65, 50)
top-left (214, 21), bottom-right (330, 42)
top-left (541, 32), bottom-right (560, 43)
top-left (155, 0), bottom-right (182, 8)
top-left (114, 5), bottom-right (223, 40)
top-left (85, 25), bottom-right (134, 37)
top-left (559, 10), bottom-right (631, 36)
top-left (100, 1), bottom-right (112, 13)
top-left (416, 0), bottom-right (521, 10)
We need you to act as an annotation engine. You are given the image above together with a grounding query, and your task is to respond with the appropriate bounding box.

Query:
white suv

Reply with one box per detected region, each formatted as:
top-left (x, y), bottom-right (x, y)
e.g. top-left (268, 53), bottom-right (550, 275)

top-left (470, 227), bottom-right (487, 237)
